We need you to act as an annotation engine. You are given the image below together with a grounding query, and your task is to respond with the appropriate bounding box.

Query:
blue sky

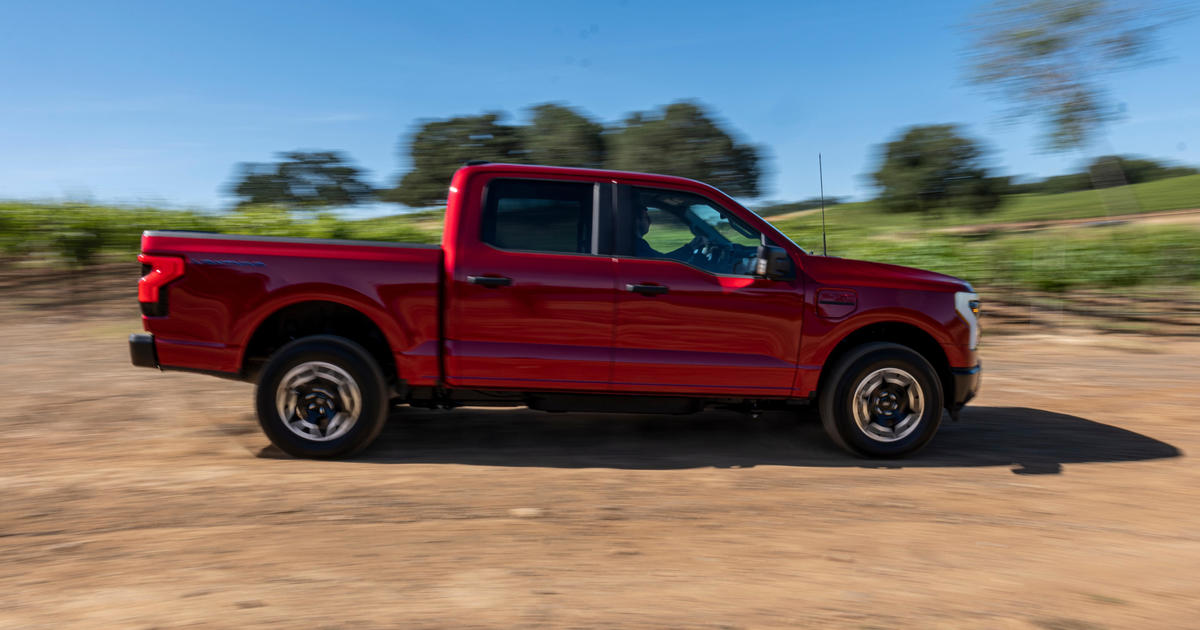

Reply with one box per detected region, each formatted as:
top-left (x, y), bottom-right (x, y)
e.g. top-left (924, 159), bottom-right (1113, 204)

top-left (1, 0), bottom-right (1197, 212)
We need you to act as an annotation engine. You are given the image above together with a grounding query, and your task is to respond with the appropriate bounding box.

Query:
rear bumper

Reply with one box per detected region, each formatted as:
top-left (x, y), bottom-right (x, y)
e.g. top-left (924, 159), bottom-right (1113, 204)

top-left (129, 333), bottom-right (159, 369)
top-left (951, 363), bottom-right (981, 408)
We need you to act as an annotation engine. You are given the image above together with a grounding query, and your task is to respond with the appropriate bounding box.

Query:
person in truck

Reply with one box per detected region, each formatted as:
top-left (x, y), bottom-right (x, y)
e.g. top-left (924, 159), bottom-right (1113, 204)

top-left (633, 189), bottom-right (760, 276)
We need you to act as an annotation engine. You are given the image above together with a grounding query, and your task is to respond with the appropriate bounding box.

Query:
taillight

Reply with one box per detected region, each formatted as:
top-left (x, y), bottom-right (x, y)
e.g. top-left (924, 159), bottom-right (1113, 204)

top-left (138, 254), bottom-right (185, 307)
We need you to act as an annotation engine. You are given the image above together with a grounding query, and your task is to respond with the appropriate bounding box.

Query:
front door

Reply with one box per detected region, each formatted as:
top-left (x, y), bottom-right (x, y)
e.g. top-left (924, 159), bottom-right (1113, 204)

top-left (611, 183), bottom-right (806, 397)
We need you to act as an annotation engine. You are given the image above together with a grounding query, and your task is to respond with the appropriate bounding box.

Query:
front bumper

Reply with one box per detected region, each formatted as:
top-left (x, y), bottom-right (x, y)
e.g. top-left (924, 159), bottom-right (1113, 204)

top-left (129, 333), bottom-right (159, 369)
top-left (951, 363), bottom-right (981, 408)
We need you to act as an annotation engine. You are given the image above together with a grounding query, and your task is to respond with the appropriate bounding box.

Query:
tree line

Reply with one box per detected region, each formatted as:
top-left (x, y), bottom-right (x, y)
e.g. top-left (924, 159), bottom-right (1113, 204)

top-left (228, 108), bottom-right (1196, 219)
top-left (863, 125), bottom-right (1196, 217)
top-left (229, 101), bottom-right (762, 210)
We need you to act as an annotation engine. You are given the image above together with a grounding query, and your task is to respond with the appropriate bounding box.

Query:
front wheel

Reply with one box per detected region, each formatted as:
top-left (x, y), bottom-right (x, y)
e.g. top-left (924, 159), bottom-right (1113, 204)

top-left (255, 335), bottom-right (388, 459)
top-left (819, 342), bottom-right (943, 458)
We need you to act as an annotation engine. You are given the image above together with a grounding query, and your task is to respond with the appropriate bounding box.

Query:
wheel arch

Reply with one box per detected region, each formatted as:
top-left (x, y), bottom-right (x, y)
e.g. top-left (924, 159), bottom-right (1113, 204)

top-left (816, 320), bottom-right (953, 409)
top-left (239, 298), bottom-right (399, 384)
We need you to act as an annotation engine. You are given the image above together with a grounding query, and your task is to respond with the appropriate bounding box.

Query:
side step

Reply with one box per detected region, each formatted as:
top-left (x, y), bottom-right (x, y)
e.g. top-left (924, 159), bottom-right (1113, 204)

top-left (526, 394), bottom-right (702, 415)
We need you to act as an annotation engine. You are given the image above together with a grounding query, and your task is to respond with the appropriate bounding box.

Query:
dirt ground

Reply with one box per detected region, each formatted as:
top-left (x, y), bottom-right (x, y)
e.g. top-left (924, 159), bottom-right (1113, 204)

top-left (2, 270), bottom-right (1198, 629)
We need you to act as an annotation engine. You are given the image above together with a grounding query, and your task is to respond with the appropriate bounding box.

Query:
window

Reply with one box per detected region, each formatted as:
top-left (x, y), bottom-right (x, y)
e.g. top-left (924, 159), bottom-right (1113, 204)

top-left (632, 187), bottom-right (766, 275)
top-left (482, 179), bottom-right (594, 254)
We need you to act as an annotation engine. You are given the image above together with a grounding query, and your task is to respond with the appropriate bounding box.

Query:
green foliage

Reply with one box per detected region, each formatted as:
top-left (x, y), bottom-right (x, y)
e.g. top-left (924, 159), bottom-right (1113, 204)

top-left (768, 172), bottom-right (1200, 292)
top-left (229, 151), bottom-right (375, 210)
top-left (56, 215), bottom-right (109, 266)
top-left (1008, 172), bottom-right (1093, 195)
top-left (1010, 155), bottom-right (1199, 194)
top-left (523, 103), bottom-right (605, 169)
top-left (382, 113), bottom-right (528, 207)
top-left (820, 226), bottom-right (1200, 293)
top-left (605, 101), bottom-right (763, 197)
top-left (0, 203), bottom-right (438, 267)
top-left (871, 124), bottom-right (1004, 216)
top-left (216, 206), bottom-right (304, 236)
top-left (1, 171), bottom-right (1196, 295)
top-left (384, 100), bottom-right (763, 206)
top-left (773, 174), bottom-right (1200, 246)
top-left (967, 0), bottom-right (1182, 151)
top-left (0, 207), bottom-right (28, 255)
top-left (338, 214), bottom-right (435, 244)
top-left (1086, 155), bottom-right (1199, 188)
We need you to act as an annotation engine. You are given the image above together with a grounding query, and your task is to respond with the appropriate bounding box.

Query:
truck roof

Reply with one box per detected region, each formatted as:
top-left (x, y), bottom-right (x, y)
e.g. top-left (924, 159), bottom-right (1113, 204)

top-left (455, 162), bottom-right (721, 192)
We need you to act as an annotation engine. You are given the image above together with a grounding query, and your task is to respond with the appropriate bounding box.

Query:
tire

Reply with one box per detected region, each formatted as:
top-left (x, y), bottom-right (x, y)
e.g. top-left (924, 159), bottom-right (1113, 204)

top-left (819, 342), bottom-right (943, 458)
top-left (255, 335), bottom-right (388, 459)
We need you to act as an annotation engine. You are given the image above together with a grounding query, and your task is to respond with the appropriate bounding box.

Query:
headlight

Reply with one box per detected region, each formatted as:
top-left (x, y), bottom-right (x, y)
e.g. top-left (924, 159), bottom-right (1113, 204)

top-left (955, 291), bottom-right (980, 350)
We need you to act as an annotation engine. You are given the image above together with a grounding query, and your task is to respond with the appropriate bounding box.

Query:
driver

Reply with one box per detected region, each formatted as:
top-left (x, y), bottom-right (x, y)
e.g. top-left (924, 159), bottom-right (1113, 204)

top-left (634, 206), bottom-right (662, 258)
top-left (634, 205), bottom-right (703, 261)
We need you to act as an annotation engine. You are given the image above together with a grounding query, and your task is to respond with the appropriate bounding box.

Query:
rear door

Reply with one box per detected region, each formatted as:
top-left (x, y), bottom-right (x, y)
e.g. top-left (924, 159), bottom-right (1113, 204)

top-left (446, 175), bottom-right (617, 391)
top-left (611, 183), bottom-right (806, 397)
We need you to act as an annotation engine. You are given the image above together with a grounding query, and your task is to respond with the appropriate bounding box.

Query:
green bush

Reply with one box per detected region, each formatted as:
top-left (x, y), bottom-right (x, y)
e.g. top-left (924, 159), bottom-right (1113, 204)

top-left (820, 226), bottom-right (1200, 293)
top-left (0, 202), bottom-right (439, 267)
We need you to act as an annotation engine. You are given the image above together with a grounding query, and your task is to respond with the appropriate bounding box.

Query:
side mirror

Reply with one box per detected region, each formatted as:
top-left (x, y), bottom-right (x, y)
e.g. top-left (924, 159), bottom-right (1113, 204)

top-left (755, 245), bottom-right (792, 280)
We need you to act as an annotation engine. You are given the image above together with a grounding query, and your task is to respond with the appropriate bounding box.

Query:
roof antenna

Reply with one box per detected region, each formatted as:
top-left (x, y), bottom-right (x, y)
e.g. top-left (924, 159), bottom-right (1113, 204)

top-left (819, 153), bottom-right (828, 256)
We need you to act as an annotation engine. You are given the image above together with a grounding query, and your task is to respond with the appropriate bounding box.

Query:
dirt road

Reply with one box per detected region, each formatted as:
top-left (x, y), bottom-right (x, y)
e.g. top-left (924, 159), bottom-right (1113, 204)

top-left (2, 273), bottom-right (1197, 629)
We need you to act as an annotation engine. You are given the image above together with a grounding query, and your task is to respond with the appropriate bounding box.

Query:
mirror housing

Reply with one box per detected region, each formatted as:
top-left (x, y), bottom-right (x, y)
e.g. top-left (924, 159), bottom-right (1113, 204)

top-left (755, 245), bottom-right (792, 280)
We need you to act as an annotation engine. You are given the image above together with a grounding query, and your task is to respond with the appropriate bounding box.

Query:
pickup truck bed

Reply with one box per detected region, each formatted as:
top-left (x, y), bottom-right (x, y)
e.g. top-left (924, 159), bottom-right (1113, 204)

top-left (137, 231), bottom-right (443, 382)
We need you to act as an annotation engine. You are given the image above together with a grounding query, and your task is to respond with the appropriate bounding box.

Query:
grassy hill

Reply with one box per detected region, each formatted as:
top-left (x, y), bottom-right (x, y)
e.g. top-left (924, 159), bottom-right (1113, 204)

top-left (773, 173), bottom-right (1200, 247)
top-left (772, 175), bottom-right (1200, 292)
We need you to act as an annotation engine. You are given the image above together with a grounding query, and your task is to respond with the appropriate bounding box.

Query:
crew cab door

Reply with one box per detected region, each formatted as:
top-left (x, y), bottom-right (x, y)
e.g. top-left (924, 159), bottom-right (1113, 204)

top-left (611, 183), bottom-right (806, 397)
top-left (445, 174), bottom-right (616, 390)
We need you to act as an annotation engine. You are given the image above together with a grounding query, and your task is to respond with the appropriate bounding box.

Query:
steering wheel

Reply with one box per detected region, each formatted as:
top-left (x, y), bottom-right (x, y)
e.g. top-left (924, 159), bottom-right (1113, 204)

top-left (683, 235), bottom-right (736, 271)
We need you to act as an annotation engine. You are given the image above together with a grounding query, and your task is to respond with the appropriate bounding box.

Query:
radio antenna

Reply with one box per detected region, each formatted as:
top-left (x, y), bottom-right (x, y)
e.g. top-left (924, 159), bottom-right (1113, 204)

top-left (819, 153), bottom-right (827, 256)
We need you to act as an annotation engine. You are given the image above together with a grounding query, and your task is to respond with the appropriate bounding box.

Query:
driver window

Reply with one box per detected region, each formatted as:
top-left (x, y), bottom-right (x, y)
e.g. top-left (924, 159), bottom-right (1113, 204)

top-left (632, 187), bottom-right (765, 275)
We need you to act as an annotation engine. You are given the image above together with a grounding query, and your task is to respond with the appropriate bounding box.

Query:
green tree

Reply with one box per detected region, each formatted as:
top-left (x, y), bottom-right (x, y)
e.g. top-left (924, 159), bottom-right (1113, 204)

top-left (967, 0), bottom-right (1184, 151)
top-left (872, 125), bottom-right (1004, 215)
top-left (605, 101), bottom-right (762, 197)
top-left (229, 151), bottom-right (375, 210)
top-left (1085, 155), bottom-right (1199, 187)
top-left (381, 101), bottom-right (763, 206)
top-left (523, 103), bottom-right (605, 168)
top-left (383, 113), bottom-right (527, 207)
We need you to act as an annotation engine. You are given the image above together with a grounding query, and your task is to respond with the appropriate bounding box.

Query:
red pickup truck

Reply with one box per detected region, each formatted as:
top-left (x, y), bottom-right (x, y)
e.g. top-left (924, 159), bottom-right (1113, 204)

top-left (130, 163), bottom-right (980, 459)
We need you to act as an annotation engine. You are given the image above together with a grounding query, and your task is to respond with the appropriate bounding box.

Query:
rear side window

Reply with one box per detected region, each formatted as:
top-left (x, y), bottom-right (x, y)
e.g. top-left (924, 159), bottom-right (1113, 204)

top-left (481, 179), bottom-right (594, 254)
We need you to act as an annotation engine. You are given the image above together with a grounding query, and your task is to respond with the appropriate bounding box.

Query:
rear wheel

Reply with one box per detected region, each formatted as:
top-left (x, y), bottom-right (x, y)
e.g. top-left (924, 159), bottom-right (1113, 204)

top-left (255, 335), bottom-right (388, 459)
top-left (819, 342), bottom-right (943, 458)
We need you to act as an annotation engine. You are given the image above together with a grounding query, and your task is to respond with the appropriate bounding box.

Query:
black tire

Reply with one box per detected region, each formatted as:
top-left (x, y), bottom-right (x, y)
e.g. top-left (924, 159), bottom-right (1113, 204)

top-left (818, 342), bottom-right (943, 458)
top-left (255, 335), bottom-right (388, 459)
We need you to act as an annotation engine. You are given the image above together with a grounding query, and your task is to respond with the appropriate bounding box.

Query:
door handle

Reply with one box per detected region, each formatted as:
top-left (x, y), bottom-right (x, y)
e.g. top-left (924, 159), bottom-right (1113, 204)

top-left (626, 283), bottom-right (669, 296)
top-left (468, 275), bottom-right (512, 288)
